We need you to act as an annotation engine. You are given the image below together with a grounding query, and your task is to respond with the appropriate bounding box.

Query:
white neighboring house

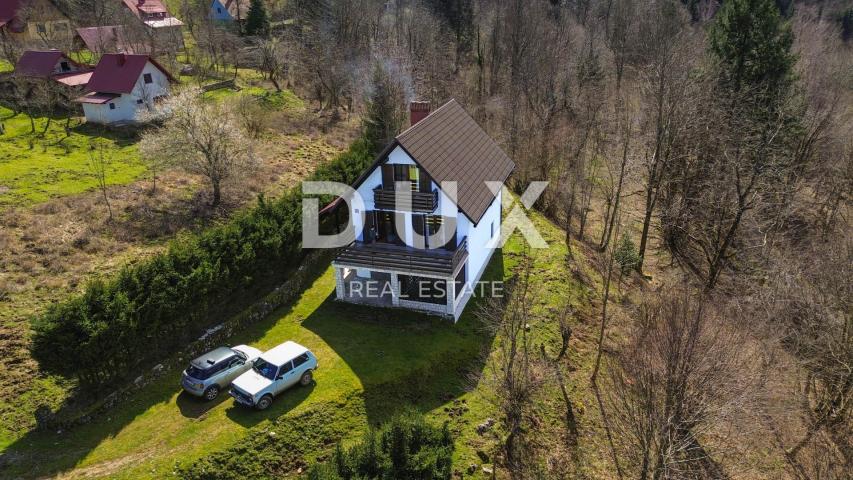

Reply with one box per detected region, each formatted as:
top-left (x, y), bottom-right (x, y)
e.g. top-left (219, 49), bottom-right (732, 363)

top-left (75, 53), bottom-right (175, 124)
top-left (330, 100), bottom-right (516, 321)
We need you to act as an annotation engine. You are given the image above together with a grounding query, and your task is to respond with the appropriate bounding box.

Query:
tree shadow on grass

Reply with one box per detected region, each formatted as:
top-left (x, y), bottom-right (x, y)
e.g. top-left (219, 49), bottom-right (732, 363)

top-left (301, 250), bottom-right (504, 426)
top-left (176, 390), bottom-right (231, 420)
top-left (223, 382), bottom-right (316, 428)
top-left (0, 250), bottom-right (505, 478)
top-left (0, 259), bottom-right (332, 479)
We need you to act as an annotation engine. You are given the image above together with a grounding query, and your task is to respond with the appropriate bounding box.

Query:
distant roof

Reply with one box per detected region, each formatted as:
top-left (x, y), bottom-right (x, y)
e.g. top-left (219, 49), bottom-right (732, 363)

top-left (122, 0), bottom-right (168, 16)
top-left (1, 0), bottom-right (68, 23)
top-left (261, 341), bottom-right (308, 366)
top-left (54, 70), bottom-right (92, 86)
top-left (0, 0), bottom-right (20, 23)
top-left (76, 25), bottom-right (147, 54)
top-left (85, 53), bottom-right (175, 94)
top-left (75, 92), bottom-right (119, 104)
top-left (224, 0), bottom-right (248, 20)
top-left (14, 50), bottom-right (72, 77)
top-left (144, 16), bottom-right (183, 28)
top-left (366, 100), bottom-right (515, 224)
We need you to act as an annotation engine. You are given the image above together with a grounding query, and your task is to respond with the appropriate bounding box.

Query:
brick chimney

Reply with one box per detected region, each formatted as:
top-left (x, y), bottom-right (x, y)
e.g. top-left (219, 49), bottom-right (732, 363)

top-left (410, 101), bottom-right (431, 126)
top-left (116, 53), bottom-right (126, 65)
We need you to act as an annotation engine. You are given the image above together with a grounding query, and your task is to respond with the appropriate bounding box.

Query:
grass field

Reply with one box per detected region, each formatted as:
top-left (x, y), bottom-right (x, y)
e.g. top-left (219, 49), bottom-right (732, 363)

top-left (0, 106), bottom-right (146, 208)
top-left (1, 207), bottom-right (610, 479)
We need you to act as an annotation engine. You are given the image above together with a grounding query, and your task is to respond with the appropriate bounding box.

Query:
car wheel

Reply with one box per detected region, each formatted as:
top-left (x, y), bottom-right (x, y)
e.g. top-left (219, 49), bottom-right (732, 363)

top-left (203, 385), bottom-right (219, 401)
top-left (256, 395), bottom-right (273, 410)
top-left (300, 370), bottom-right (313, 386)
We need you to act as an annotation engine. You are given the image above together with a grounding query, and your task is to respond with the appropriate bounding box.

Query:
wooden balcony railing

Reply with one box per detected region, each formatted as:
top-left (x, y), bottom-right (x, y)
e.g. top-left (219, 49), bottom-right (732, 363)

top-left (373, 187), bottom-right (438, 213)
top-left (334, 237), bottom-right (468, 277)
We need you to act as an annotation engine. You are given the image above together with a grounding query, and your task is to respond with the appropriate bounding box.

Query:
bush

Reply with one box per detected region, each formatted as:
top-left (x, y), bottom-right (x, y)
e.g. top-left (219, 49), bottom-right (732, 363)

top-left (31, 137), bottom-right (374, 387)
top-left (307, 412), bottom-right (454, 480)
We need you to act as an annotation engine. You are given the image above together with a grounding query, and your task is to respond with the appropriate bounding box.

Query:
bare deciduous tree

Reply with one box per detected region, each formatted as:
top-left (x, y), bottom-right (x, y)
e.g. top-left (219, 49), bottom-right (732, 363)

top-left (87, 141), bottom-right (113, 221)
top-left (477, 251), bottom-right (544, 479)
top-left (607, 288), bottom-right (760, 480)
top-left (140, 88), bottom-right (257, 206)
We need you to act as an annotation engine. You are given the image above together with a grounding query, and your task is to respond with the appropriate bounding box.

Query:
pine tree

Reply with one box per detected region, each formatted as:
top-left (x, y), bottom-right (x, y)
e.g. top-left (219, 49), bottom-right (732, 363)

top-left (244, 0), bottom-right (270, 36)
top-left (709, 0), bottom-right (795, 103)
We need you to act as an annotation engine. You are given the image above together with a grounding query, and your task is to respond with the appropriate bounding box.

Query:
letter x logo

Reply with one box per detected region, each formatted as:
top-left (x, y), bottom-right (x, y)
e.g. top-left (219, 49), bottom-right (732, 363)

top-left (485, 181), bottom-right (549, 249)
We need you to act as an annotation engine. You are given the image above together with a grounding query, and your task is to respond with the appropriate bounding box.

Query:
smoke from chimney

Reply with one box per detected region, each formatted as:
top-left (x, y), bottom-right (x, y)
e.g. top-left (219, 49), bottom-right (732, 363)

top-left (410, 101), bottom-right (431, 126)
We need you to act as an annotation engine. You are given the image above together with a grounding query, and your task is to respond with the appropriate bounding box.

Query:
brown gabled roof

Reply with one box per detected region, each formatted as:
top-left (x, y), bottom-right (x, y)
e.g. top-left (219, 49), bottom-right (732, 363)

top-left (329, 100), bottom-right (515, 223)
top-left (395, 99), bottom-right (515, 224)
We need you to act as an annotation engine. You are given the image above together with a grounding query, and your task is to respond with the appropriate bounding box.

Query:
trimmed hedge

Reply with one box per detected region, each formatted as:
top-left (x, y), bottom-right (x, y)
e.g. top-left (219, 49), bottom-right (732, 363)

top-left (308, 412), bottom-right (454, 480)
top-left (31, 137), bottom-right (374, 387)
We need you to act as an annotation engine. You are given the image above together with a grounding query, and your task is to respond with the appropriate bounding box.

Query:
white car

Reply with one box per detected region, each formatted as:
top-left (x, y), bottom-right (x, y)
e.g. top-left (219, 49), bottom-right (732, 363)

top-left (229, 341), bottom-right (317, 410)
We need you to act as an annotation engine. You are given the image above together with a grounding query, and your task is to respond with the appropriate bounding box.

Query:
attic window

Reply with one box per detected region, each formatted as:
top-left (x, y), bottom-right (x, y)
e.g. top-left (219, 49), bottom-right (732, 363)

top-left (60, 61), bottom-right (70, 72)
top-left (217, 7), bottom-right (222, 13)
top-left (143, 73), bottom-right (153, 84)
top-left (109, 103), bottom-right (116, 110)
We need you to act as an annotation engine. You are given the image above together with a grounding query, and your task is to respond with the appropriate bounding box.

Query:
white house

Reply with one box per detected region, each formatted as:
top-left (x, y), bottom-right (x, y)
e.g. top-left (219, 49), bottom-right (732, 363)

top-left (75, 53), bottom-right (175, 125)
top-left (330, 100), bottom-right (515, 321)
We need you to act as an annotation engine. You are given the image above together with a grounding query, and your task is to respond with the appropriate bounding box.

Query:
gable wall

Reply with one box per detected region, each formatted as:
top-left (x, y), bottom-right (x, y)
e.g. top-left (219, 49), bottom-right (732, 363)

top-left (210, 0), bottom-right (233, 21)
top-left (352, 145), bottom-right (463, 247)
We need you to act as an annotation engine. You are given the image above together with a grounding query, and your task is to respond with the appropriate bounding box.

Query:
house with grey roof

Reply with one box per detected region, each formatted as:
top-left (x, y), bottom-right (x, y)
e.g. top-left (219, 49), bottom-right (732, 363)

top-left (331, 100), bottom-right (515, 321)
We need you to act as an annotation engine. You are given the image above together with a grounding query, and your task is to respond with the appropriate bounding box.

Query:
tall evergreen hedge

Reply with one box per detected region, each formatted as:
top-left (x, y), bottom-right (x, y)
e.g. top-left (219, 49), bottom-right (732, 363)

top-left (307, 412), bottom-right (454, 480)
top-left (31, 138), bottom-right (374, 387)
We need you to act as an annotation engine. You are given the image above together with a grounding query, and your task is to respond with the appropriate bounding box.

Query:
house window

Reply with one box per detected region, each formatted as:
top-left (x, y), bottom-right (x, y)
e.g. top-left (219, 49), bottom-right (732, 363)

top-left (400, 275), bottom-right (446, 305)
top-left (143, 73), bottom-right (153, 84)
top-left (217, 7), bottom-right (222, 13)
top-left (59, 61), bottom-right (70, 72)
top-left (109, 103), bottom-right (115, 110)
top-left (490, 221), bottom-right (495, 238)
top-left (36, 23), bottom-right (46, 33)
top-left (136, 99), bottom-right (143, 104)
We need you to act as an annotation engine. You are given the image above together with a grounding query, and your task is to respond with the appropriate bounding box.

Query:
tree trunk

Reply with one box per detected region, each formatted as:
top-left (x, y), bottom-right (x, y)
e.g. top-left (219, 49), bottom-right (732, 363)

top-left (636, 185), bottom-right (655, 272)
top-left (211, 179), bottom-right (222, 207)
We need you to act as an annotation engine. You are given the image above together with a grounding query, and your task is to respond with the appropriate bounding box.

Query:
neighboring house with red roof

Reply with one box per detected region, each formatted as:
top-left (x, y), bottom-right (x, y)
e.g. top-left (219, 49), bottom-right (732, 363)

top-left (0, 0), bottom-right (72, 44)
top-left (12, 49), bottom-right (92, 88)
top-left (210, 0), bottom-right (248, 22)
top-left (76, 53), bottom-right (175, 124)
top-left (120, 0), bottom-right (184, 50)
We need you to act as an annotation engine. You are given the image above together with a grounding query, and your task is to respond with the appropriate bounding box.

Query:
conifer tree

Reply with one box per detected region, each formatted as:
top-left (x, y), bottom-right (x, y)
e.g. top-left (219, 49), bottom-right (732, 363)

top-left (245, 0), bottom-right (270, 36)
top-left (709, 0), bottom-right (795, 105)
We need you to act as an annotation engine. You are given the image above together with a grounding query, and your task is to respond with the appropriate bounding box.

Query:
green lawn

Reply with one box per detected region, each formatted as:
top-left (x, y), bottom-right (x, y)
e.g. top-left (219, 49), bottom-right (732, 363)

top-left (201, 85), bottom-right (305, 110)
top-left (2, 264), bottom-right (498, 478)
top-left (0, 106), bottom-right (146, 208)
top-left (1, 207), bottom-right (595, 478)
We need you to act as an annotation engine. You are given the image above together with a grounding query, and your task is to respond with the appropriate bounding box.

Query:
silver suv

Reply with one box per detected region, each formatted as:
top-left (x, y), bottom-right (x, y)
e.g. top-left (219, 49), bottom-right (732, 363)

top-left (182, 345), bottom-right (262, 400)
top-left (230, 341), bottom-right (317, 410)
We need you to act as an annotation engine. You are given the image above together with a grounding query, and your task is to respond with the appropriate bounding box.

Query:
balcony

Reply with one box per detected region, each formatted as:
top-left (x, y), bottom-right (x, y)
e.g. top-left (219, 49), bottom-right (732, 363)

top-left (373, 186), bottom-right (438, 213)
top-left (334, 237), bottom-right (468, 277)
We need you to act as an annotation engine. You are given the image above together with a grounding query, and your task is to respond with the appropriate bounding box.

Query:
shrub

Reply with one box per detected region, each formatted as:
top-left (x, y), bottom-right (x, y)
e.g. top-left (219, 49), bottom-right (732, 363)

top-left (307, 412), bottom-right (454, 480)
top-left (31, 137), bottom-right (374, 387)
